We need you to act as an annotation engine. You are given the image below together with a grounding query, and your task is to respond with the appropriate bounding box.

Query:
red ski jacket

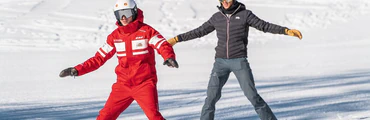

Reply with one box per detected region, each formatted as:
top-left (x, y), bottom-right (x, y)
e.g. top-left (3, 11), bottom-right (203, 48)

top-left (74, 9), bottom-right (175, 86)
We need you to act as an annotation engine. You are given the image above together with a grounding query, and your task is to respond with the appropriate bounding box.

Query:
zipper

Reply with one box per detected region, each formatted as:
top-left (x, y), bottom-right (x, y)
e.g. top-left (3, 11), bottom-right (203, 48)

top-left (220, 5), bottom-right (241, 59)
top-left (219, 13), bottom-right (230, 59)
top-left (226, 19), bottom-right (230, 59)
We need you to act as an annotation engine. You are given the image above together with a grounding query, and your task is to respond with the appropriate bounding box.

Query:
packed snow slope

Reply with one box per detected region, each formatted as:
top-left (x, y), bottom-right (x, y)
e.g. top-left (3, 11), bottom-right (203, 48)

top-left (1, 0), bottom-right (370, 119)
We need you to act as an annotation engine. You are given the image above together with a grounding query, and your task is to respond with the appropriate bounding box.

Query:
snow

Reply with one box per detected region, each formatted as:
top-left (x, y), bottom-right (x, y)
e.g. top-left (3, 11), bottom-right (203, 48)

top-left (1, 0), bottom-right (370, 119)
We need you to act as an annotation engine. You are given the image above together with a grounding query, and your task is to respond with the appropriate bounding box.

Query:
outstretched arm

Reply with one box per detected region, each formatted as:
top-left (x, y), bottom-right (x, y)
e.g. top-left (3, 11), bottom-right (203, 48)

top-left (59, 35), bottom-right (116, 77)
top-left (148, 30), bottom-right (178, 68)
top-left (167, 18), bottom-right (215, 46)
top-left (246, 10), bottom-right (302, 39)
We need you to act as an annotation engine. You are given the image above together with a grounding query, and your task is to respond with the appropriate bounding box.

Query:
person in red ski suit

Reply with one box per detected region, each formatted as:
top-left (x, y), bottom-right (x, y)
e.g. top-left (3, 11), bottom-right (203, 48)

top-left (59, 0), bottom-right (178, 119)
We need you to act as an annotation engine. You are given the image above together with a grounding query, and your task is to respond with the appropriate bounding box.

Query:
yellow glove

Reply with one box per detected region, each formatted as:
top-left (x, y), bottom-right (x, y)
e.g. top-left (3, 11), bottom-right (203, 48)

top-left (285, 29), bottom-right (302, 40)
top-left (167, 36), bottom-right (179, 46)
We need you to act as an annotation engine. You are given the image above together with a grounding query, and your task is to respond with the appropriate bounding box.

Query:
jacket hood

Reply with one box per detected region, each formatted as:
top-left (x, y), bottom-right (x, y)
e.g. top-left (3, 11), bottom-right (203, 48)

top-left (115, 8), bottom-right (144, 34)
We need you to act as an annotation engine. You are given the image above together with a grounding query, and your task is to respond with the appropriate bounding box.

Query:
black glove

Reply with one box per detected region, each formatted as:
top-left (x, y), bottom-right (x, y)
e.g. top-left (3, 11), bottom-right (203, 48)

top-left (59, 67), bottom-right (78, 78)
top-left (163, 58), bottom-right (179, 68)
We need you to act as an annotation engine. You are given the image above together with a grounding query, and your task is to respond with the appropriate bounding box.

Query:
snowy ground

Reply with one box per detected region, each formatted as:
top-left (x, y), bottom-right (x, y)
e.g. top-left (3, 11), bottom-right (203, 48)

top-left (1, 0), bottom-right (370, 119)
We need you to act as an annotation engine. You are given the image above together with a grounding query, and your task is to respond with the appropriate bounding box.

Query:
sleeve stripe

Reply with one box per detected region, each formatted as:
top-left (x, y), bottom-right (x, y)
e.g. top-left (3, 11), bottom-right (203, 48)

top-left (97, 42), bottom-right (114, 58)
top-left (148, 34), bottom-right (163, 46)
top-left (99, 48), bottom-right (107, 55)
top-left (101, 43), bottom-right (114, 53)
top-left (98, 50), bottom-right (106, 57)
top-left (156, 40), bottom-right (166, 49)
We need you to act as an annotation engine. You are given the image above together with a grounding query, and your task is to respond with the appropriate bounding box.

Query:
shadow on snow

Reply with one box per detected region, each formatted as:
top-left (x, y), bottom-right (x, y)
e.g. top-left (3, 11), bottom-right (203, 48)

top-left (1, 69), bottom-right (370, 119)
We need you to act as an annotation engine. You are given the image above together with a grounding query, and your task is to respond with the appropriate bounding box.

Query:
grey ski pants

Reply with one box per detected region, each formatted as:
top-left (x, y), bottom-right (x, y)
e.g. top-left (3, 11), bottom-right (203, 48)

top-left (200, 58), bottom-right (277, 120)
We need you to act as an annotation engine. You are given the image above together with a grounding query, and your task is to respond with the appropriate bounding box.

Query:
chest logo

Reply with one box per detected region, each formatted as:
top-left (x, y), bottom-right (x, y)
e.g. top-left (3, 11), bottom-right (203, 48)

top-left (137, 43), bottom-right (143, 47)
top-left (136, 36), bottom-right (144, 39)
top-left (132, 39), bottom-right (148, 50)
top-left (236, 16), bottom-right (240, 20)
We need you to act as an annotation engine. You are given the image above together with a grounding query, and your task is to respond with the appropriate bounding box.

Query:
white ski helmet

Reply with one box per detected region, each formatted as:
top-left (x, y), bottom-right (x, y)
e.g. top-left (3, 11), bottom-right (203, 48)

top-left (114, 0), bottom-right (138, 21)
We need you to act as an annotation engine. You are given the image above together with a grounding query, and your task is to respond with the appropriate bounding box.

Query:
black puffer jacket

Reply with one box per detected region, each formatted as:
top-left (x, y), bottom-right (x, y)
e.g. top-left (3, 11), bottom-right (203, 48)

top-left (177, 2), bottom-right (287, 59)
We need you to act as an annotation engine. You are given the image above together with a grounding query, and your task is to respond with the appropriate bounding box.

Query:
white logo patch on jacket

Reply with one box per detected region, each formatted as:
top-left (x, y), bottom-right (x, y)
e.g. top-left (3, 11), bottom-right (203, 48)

top-left (132, 39), bottom-right (148, 50)
top-left (114, 39), bottom-right (126, 52)
top-left (132, 39), bottom-right (149, 55)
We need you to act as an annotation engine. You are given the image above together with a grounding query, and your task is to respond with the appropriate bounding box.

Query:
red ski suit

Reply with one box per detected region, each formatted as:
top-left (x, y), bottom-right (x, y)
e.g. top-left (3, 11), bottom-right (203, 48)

top-left (74, 9), bottom-right (174, 120)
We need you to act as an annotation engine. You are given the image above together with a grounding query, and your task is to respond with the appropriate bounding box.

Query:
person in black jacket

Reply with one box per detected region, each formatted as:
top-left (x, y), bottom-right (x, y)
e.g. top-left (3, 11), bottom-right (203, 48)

top-left (167, 0), bottom-right (302, 120)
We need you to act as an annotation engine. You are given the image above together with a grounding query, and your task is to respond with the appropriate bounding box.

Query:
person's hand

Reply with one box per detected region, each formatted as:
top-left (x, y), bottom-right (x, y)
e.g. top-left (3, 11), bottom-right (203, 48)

top-left (166, 36), bottom-right (179, 46)
top-left (163, 58), bottom-right (179, 68)
top-left (59, 67), bottom-right (78, 78)
top-left (285, 29), bottom-right (302, 40)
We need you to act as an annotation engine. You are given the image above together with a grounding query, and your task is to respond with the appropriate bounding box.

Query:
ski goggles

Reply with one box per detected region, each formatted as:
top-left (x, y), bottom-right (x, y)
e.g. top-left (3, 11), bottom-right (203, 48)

top-left (114, 9), bottom-right (134, 20)
top-left (219, 0), bottom-right (233, 3)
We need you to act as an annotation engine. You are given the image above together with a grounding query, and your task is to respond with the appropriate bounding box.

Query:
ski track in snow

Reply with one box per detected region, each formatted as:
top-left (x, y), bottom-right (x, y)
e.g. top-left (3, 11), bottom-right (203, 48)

top-left (0, 0), bottom-right (114, 50)
top-left (1, 70), bottom-right (370, 119)
top-left (4, 0), bottom-right (367, 49)
top-left (244, 0), bottom-right (370, 44)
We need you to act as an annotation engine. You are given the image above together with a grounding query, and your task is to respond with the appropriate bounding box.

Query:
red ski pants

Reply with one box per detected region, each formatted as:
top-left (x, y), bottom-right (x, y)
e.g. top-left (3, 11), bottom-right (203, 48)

top-left (96, 81), bottom-right (164, 120)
